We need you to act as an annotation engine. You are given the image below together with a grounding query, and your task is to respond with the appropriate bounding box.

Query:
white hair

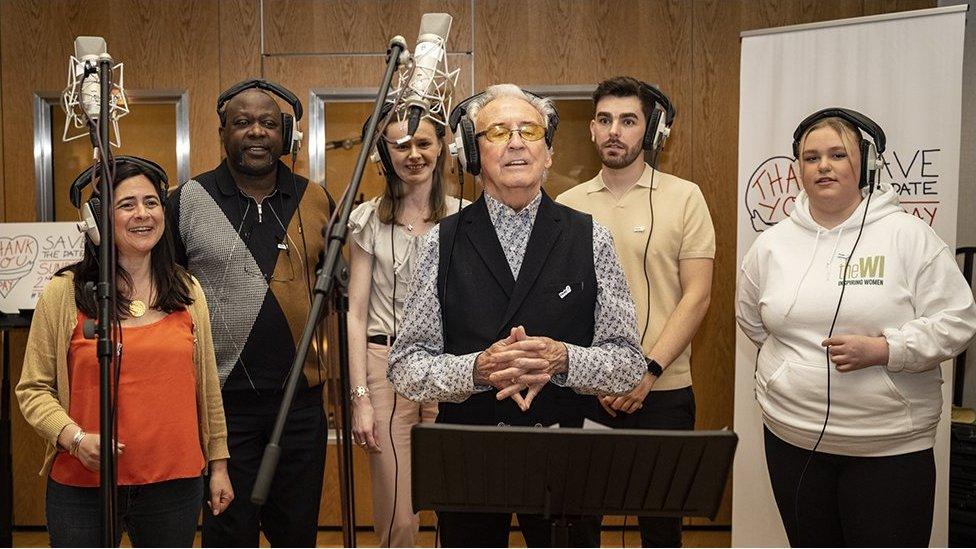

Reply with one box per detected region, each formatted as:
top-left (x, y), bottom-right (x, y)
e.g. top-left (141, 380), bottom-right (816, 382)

top-left (465, 84), bottom-right (557, 149)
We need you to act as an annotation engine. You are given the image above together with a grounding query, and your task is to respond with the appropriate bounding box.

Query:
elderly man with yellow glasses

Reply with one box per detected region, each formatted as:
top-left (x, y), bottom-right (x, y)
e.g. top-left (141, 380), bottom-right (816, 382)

top-left (388, 83), bottom-right (645, 547)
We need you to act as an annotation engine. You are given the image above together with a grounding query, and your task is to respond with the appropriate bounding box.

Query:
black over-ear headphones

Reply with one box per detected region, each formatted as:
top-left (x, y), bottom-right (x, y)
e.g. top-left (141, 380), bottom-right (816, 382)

top-left (636, 82), bottom-right (676, 152)
top-left (69, 155), bottom-right (169, 246)
top-left (217, 79), bottom-right (305, 157)
top-left (448, 88), bottom-right (560, 176)
top-left (362, 102), bottom-right (447, 180)
top-left (792, 107), bottom-right (886, 192)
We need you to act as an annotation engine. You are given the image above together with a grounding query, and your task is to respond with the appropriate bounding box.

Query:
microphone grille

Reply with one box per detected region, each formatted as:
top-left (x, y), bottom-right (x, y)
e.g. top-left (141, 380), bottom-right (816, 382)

top-left (418, 13), bottom-right (452, 41)
top-left (74, 36), bottom-right (107, 59)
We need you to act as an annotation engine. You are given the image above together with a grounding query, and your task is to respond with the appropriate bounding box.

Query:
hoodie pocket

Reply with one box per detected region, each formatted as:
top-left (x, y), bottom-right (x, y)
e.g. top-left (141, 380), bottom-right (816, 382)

top-left (757, 358), bottom-right (913, 439)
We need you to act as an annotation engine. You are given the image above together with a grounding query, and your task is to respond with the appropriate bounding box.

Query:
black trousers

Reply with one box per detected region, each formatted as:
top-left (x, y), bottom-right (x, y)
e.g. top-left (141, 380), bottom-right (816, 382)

top-left (588, 386), bottom-right (696, 548)
top-left (763, 427), bottom-right (935, 547)
top-left (202, 391), bottom-right (327, 547)
top-left (438, 510), bottom-right (602, 547)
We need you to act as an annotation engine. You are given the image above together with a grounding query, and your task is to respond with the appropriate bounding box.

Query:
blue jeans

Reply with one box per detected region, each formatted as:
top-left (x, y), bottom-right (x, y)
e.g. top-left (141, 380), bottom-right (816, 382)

top-left (46, 476), bottom-right (203, 547)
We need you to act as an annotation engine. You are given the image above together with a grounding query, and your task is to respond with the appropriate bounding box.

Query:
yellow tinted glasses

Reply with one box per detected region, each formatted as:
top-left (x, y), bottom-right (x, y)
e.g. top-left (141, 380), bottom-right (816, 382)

top-left (475, 122), bottom-right (547, 144)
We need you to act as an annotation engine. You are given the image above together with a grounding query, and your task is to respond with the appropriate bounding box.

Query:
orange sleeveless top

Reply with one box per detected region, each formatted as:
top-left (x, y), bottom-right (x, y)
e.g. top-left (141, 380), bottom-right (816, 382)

top-left (51, 309), bottom-right (205, 486)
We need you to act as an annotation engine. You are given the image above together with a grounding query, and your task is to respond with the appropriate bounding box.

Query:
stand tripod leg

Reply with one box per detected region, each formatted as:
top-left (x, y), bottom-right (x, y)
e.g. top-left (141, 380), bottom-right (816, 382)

top-left (551, 516), bottom-right (570, 548)
top-left (335, 290), bottom-right (356, 547)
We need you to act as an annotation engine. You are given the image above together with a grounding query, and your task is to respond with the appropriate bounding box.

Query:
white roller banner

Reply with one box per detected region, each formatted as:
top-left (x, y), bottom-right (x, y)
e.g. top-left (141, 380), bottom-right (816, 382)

top-left (733, 6), bottom-right (967, 547)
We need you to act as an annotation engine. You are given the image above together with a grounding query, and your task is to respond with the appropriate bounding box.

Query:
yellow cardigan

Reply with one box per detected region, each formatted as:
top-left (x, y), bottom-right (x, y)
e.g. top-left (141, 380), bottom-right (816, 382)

top-left (15, 271), bottom-right (230, 477)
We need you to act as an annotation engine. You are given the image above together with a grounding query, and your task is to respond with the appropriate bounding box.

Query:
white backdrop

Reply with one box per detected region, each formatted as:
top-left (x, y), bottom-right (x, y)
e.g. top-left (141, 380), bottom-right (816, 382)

top-left (733, 6), bottom-right (967, 547)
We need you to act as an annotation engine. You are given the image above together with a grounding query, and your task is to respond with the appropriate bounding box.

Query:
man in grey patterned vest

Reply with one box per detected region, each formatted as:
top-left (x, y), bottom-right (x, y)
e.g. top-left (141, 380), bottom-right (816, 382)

top-left (168, 81), bottom-right (332, 547)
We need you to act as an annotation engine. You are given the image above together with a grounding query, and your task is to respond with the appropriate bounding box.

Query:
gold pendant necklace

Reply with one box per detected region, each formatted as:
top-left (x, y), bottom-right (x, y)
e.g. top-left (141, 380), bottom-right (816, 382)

top-left (129, 299), bottom-right (147, 318)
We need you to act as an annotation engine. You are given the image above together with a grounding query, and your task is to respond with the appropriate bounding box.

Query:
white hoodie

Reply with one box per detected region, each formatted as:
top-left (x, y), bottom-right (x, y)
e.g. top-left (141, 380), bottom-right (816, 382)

top-left (737, 183), bottom-right (976, 456)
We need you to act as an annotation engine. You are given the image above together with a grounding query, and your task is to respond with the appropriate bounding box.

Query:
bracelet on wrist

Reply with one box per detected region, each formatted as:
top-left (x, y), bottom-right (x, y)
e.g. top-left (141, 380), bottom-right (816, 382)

top-left (350, 385), bottom-right (370, 401)
top-left (69, 429), bottom-right (86, 456)
top-left (55, 424), bottom-right (76, 452)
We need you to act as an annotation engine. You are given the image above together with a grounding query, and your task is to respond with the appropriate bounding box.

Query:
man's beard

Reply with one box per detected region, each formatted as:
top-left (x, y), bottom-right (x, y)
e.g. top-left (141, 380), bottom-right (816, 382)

top-left (228, 149), bottom-right (277, 177)
top-left (599, 141), bottom-right (643, 169)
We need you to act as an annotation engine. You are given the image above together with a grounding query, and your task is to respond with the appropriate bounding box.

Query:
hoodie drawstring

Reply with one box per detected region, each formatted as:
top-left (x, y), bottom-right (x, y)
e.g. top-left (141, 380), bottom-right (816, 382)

top-left (785, 228), bottom-right (823, 318)
top-left (825, 226), bottom-right (846, 277)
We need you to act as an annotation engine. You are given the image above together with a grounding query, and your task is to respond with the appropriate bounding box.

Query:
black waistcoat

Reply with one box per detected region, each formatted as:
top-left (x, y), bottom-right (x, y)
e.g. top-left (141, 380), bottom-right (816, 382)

top-left (436, 192), bottom-right (597, 427)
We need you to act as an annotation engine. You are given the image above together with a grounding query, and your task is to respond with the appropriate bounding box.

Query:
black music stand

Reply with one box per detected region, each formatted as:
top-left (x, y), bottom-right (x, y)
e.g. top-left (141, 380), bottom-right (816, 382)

top-left (411, 423), bottom-right (737, 547)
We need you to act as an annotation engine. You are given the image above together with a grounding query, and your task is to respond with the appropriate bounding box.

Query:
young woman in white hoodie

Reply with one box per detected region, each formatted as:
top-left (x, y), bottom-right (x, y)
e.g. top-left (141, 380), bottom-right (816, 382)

top-left (737, 108), bottom-right (976, 547)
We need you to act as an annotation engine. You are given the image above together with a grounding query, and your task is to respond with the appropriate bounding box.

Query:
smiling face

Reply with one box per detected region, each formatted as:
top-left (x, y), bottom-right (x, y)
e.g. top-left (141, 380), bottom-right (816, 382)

top-left (591, 95), bottom-right (646, 169)
top-left (383, 118), bottom-right (442, 187)
top-left (799, 124), bottom-right (863, 219)
top-left (113, 175), bottom-right (164, 260)
top-left (219, 89), bottom-right (284, 177)
top-left (474, 96), bottom-right (552, 201)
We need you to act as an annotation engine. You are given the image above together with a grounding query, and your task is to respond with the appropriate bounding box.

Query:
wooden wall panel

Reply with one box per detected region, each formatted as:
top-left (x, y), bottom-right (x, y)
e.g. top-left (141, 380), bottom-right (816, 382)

top-left (1, 0), bottom-right (106, 224)
top-left (863, 0), bottom-right (936, 16)
top-left (218, 0), bottom-right (263, 90)
top-left (264, 0), bottom-right (473, 54)
top-left (688, 0), bottom-right (743, 527)
top-left (472, 0), bottom-right (695, 183)
top-left (0, 0), bottom-right (222, 223)
top-left (8, 332), bottom-right (46, 526)
top-left (739, 0), bottom-right (863, 31)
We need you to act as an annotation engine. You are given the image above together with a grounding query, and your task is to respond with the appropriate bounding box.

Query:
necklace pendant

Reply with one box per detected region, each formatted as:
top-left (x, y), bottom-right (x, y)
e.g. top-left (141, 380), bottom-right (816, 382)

top-left (129, 299), bottom-right (147, 318)
top-left (407, 224), bottom-right (414, 232)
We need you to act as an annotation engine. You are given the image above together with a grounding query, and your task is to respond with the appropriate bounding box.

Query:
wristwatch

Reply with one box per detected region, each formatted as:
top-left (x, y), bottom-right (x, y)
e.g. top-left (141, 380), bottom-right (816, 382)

top-left (350, 385), bottom-right (370, 400)
top-left (646, 358), bottom-right (663, 378)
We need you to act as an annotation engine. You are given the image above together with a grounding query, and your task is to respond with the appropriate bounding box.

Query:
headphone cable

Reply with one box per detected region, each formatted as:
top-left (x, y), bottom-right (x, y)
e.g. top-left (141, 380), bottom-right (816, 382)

top-left (387, 220), bottom-right (400, 548)
top-left (793, 177), bottom-right (875, 539)
top-left (639, 148), bottom-right (661, 348)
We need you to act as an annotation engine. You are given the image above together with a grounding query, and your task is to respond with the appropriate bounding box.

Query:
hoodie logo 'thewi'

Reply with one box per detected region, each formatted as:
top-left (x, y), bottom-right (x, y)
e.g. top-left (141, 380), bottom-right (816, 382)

top-left (838, 255), bottom-right (885, 286)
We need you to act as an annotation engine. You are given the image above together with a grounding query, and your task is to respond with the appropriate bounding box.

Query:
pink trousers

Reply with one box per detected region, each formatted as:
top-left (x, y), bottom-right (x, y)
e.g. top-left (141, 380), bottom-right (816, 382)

top-left (365, 343), bottom-right (438, 547)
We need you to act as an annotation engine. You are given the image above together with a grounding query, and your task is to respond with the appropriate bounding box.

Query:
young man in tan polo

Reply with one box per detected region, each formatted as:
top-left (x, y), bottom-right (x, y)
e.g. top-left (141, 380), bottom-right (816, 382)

top-left (556, 76), bottom-right (715, 548)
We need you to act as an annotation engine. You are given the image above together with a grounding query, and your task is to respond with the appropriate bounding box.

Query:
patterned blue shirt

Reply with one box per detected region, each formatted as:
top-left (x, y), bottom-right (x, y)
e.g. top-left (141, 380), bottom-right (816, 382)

top-left (388, 190), bottom-right (645, 403)
top-left (485, 191), bottom-right (540, 279)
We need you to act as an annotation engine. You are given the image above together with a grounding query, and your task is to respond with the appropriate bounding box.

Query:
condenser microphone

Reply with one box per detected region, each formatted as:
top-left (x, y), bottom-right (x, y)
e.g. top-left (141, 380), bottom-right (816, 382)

top-left (401, 13), bottom-right (454, 140)
top-left (62, 36), bottom-right (129, 145)
top-left (74, 37), bottom-right (107, 120)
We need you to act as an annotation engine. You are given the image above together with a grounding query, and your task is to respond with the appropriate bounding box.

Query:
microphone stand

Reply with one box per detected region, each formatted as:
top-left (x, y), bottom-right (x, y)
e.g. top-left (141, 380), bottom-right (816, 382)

top-left (251, 37), bottom-right (406, 548)
top-left (92, 56), bottom-right (119, 546)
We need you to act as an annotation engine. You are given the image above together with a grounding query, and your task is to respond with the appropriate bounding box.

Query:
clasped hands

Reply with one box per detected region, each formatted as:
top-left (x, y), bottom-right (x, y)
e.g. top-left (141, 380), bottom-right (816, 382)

top-left (474, 326), bottom-right (567, 412)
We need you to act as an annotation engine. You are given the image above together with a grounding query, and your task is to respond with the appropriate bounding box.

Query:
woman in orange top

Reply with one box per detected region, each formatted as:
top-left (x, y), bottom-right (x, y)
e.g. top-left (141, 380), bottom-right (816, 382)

top-left (17, 157), bottom-right (231, 547)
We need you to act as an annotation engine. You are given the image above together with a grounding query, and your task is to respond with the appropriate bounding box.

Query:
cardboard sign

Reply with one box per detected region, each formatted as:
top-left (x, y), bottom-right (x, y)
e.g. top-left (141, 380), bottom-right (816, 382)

top-left (0, 223), bottom-right (85, 314)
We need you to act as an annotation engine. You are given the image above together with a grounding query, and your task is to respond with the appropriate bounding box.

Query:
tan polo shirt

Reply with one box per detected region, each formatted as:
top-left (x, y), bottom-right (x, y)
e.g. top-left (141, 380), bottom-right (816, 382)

top-left (555, 163), bottom-right (715, 391)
